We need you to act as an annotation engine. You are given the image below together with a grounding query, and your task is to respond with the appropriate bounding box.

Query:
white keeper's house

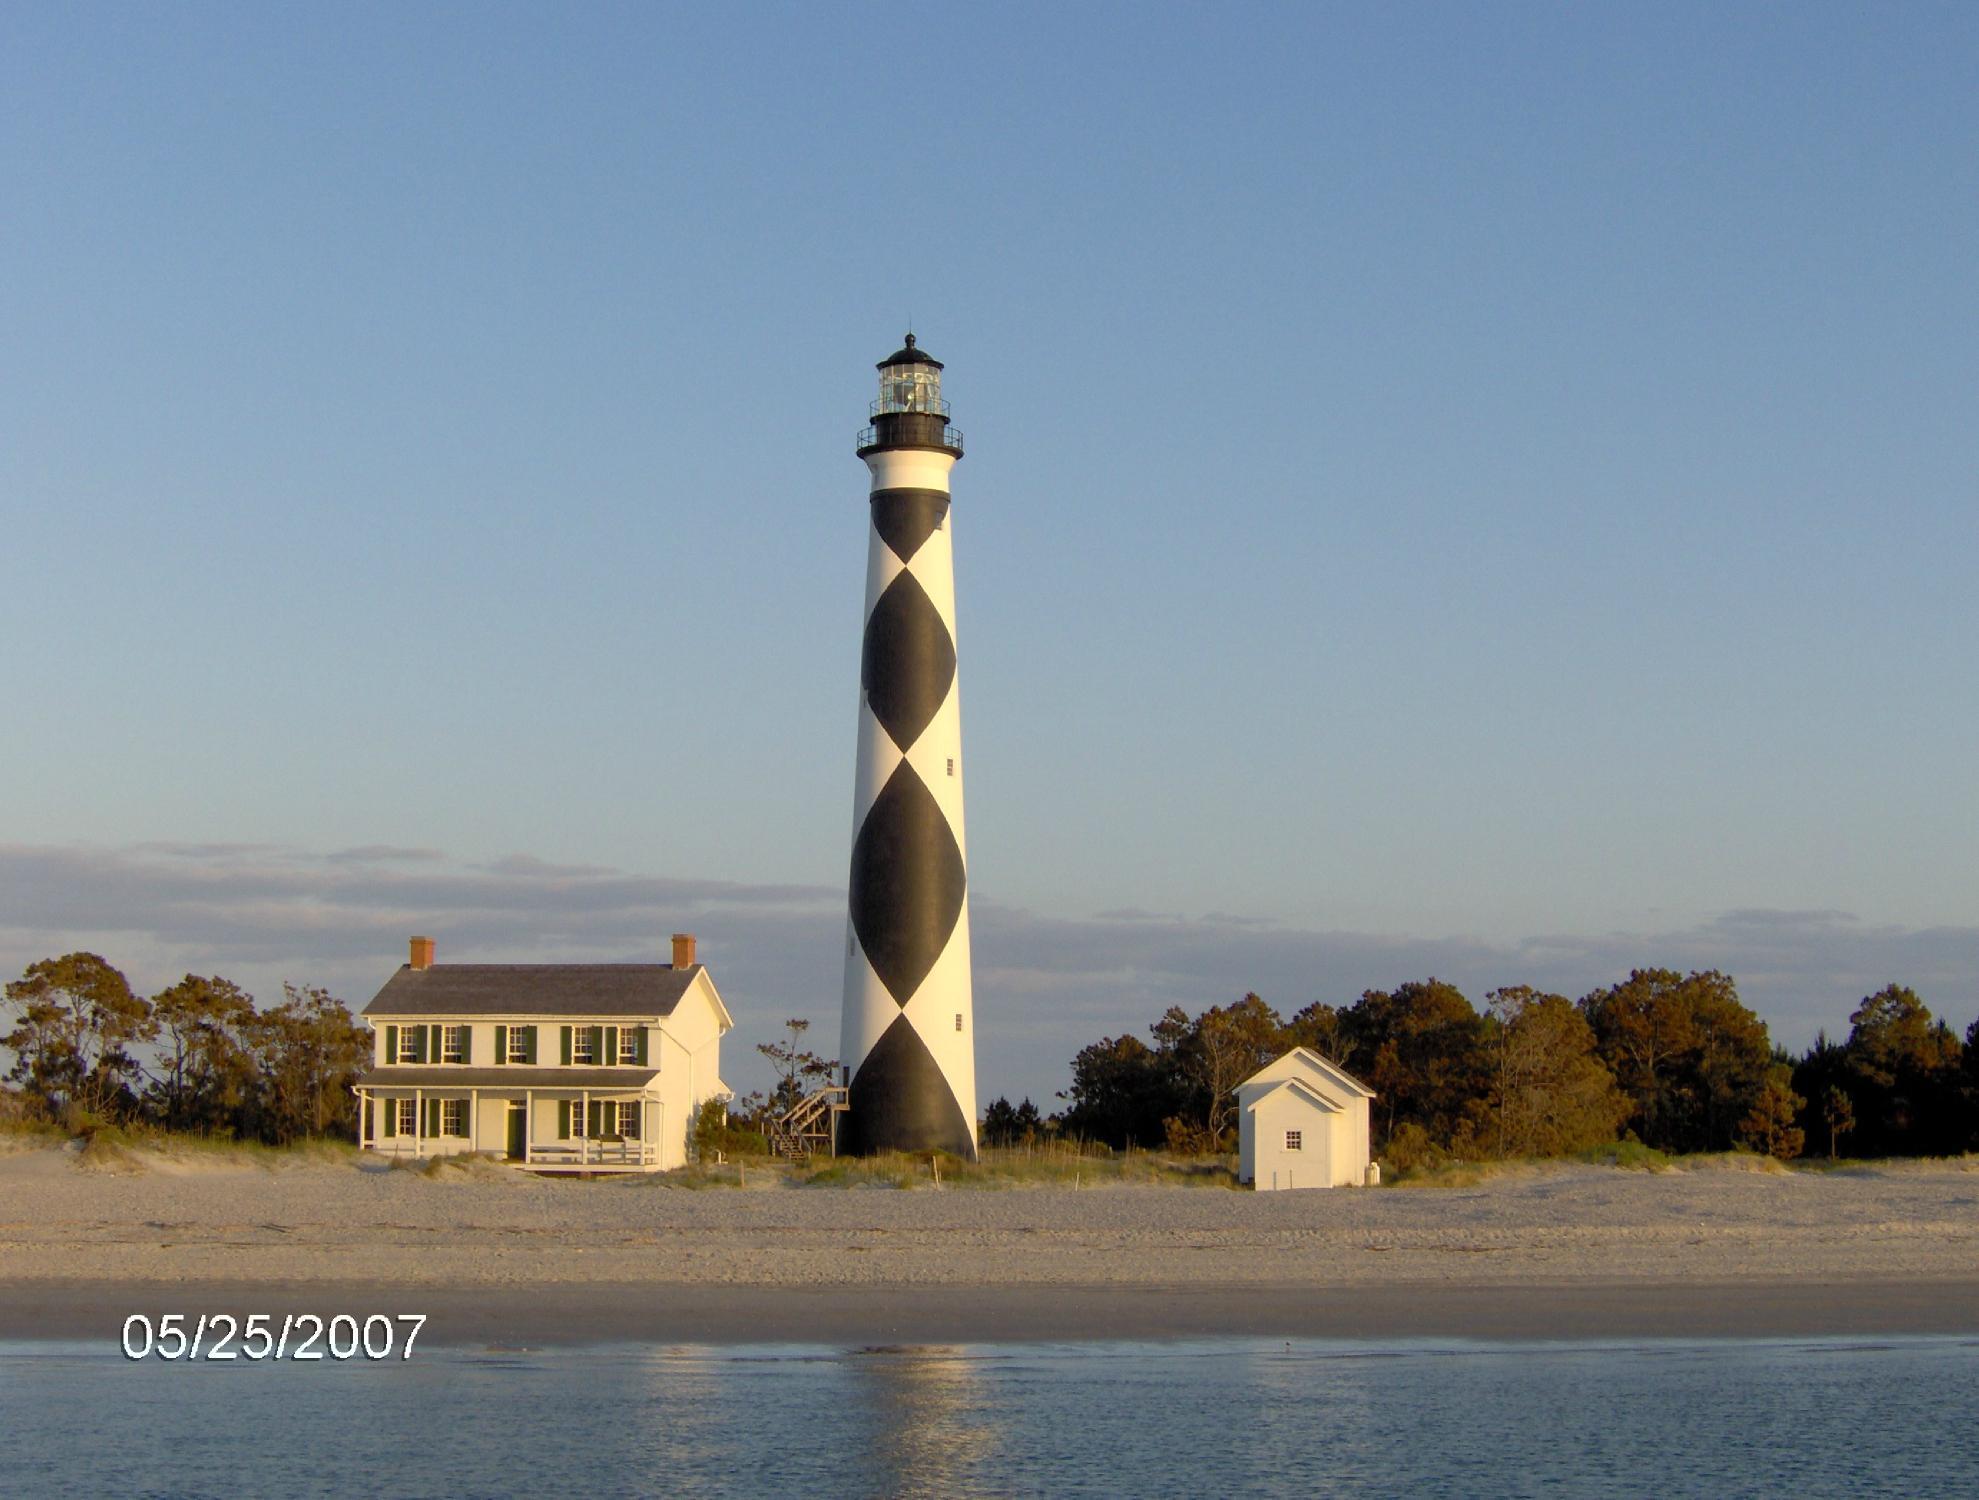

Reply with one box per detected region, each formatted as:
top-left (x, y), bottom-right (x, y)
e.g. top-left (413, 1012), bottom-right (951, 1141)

top-left (1235, 1047), bottom-right (1378, 1192)
top-left (355, 934), bottom-right (732, 1173)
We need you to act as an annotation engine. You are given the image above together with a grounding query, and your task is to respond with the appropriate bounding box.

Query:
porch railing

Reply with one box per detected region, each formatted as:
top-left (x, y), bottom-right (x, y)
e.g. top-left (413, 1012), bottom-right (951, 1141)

top-left (526, 1139), bottom-right (659, 1167)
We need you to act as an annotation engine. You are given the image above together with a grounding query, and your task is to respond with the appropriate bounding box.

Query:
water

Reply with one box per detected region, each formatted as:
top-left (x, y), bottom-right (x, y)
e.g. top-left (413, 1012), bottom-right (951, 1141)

top-left (3, 1336), bottom-right (1975, 1497)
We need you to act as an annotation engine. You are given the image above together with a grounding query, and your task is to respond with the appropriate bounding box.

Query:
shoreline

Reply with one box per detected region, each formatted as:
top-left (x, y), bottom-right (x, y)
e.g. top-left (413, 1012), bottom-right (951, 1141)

top-left (7, 1146), bottom-right (1975, 1347)
top-left (6, 1277), bottom-right (1978, 1347)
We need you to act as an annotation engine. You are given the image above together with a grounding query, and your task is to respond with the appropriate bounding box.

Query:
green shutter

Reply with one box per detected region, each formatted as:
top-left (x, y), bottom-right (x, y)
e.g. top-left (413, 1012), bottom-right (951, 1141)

top-left (426, 1099), bottom-right (439, 1137)
top-left (524, 1026), bottom-right (538, 1064)
top-left (558, 1100), bottom-right (570, 1140)
top-left (587, 1100), bottom-right (602, 1137)
top-left (459, 1027), bottom-right (472, 1065)
top-left (382, 1100), bottom-right (395, 1138)
top-left (561, 1026), bottom-right (572, 1065)
top-left (385, 1025), bottom-right (398, 1063)
top-left (429, 1025), bottom-right (442, 1063)
top-left (592, 1025), bottom-right (605, 1065)
top-left (603, 1027), bottom-right (618, 1067)
top-left (494, 1027), bottom-right (507, 1065)
top-left (411, 1027), bottom-right (426, 1064)
top-left (634, 1027), bottom-right (648, 1066)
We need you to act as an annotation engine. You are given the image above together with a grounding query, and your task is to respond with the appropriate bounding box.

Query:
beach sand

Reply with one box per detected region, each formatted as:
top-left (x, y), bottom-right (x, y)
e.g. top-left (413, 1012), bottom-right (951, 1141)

top-left (3, 1141), bottom-right (1975, 1343)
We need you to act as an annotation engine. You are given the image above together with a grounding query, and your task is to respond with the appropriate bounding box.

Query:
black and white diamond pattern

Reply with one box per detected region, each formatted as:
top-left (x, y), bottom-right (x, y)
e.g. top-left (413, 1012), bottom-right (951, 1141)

top-left (841, 484), bottom-right (976, 1158)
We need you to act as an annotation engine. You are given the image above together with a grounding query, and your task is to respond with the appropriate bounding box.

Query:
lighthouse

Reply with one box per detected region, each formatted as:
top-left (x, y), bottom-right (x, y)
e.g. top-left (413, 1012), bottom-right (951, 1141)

top-left (839, 334), bottom-right (978, 1159)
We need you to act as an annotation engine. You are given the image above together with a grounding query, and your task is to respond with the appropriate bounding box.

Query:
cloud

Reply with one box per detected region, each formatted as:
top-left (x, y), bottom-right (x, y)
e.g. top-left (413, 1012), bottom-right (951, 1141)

top-left (324, 845), bottom-right (447, 865)
top-left (2, 842), bottom-right (1974, 1109)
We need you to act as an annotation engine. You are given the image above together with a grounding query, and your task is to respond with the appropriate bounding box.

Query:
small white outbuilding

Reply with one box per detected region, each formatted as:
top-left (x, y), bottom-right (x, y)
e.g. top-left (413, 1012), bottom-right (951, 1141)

top-left (1235, 1048), bottom-right (1377, 1191)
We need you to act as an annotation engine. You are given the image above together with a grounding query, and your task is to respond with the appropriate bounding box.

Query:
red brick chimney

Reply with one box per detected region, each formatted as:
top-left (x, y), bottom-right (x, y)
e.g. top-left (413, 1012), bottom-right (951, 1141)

top-left (410, 936), bottom-right (435, 971)
top-left (671, 933), bottom-right (696, 969)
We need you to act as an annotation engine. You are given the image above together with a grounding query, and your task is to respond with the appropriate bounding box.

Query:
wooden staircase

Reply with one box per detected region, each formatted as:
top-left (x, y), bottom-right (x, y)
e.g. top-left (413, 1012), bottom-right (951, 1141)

top-left (769, 1085), bottom-right (849, 1159)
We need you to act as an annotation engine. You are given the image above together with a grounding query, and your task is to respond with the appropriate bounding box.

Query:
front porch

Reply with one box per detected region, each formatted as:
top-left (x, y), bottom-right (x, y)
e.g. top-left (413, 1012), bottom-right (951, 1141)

top-left (354, 1077), bottom-right (669, 1173)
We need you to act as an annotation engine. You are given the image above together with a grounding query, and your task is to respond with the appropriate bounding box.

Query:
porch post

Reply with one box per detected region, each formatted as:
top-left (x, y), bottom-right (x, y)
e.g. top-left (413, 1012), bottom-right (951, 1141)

top-left (415, 1088), bottom-right (424, 1157)
top-left (357, 1089), bottom-right (368, 1148)
top-left (582, 1089), bottom-right (590, 1165)
top-left (523, 1092), bottom-right (532, 1164)
top-left (470, 1088), bottom-right (479, 1154)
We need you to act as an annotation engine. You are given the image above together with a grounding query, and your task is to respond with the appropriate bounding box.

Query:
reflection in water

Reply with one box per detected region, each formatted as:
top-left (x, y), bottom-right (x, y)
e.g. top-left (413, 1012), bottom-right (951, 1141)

top-left (843, 1346), bottom-right (1000, 1499)
top-left (3, 1337), bottom-right (1976, 1497)
top-left (627, 1345), bottom-right (730, 1495)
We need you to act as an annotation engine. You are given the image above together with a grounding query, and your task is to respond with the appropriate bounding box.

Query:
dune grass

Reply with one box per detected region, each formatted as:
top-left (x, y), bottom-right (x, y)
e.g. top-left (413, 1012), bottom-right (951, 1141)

top-left (784, 1142), bottom-right (1241, 1190)
top-left (629, 1140), bottom-right (1240, 1190)
top-left (36, 1121), bottom-right (358, 1171)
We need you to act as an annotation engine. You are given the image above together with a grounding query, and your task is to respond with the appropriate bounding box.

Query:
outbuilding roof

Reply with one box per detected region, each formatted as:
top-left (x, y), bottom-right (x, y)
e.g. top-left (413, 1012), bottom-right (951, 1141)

top-left (361, 964), bottom-right (704, 1019)
top-left (1241, 1075), bottom-right (1342, 1115)
top-left (1236, 1047), bottom-right (1376, 1101)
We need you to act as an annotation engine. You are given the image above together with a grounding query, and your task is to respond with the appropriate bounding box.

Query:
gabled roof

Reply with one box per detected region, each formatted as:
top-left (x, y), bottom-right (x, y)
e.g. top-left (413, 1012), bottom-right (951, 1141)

top-left (361, 964), bottom-right (705, 1019)
top-left (1235, 1047), bottom-right (1376, 1102)
top-left (1242, 1075), bottom-right (1343, 1116)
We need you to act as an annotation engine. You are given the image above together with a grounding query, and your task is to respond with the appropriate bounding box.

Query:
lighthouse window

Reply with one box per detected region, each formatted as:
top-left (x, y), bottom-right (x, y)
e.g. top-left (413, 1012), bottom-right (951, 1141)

top-left (955, 1013), bottom-right (964, 1032)
top-left (877, 364), bottom-right (942, 414)
top-left (946, 758), bottom-right (955, 777)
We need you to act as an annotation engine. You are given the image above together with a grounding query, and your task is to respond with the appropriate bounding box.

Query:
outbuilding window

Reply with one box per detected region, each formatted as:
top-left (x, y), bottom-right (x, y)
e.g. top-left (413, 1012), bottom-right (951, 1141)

top-left (1285, 1130), bottom-right (1302, 1151)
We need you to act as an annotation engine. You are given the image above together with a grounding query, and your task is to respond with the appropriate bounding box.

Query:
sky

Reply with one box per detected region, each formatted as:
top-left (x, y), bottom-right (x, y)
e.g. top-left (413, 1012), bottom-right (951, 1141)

top-left (3, 4), bottom-right (1975, 1108)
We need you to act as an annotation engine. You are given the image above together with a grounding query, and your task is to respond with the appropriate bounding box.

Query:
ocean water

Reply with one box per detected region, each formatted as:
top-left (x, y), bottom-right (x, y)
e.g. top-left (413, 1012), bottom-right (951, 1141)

top-left (2, 1336), bottom-right (1975, 1498)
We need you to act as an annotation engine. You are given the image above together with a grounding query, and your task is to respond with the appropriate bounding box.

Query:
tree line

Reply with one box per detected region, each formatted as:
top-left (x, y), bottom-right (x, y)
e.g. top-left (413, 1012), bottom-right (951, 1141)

top-left (2, 952), bottom-right (370, 1144)
top-left (1010, 970), bottom-right (1979, 1165)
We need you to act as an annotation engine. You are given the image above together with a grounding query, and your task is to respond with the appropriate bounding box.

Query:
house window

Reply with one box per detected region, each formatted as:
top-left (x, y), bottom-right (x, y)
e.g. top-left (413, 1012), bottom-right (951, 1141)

top-left (570, 1102), bottom-right (585, 1137)
top-left (442, 1100), bottom-right (466, 1136)
top-left (573, 1028), bottom-right (596, 1064)
top-left (397, 1029), bottom-right (420, 1063)
top-left (1285, 1130), bottom-right (1302, 1152)
top-left (507, 1025), bottom-right (529, 1059)
top-left (442, 1025), bottom-right (465, 1063)
top-left (397, 1099), bottom-right (418, 1135)
top-left (620, 1028), bottom-right (641, 1064)
top-left (620, 1102), bottom-right (641, 1139)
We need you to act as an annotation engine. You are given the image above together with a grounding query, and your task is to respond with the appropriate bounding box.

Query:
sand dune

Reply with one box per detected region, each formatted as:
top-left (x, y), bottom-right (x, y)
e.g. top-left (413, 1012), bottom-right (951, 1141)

top-left (2, 1142), bottom-right (1974, 1296)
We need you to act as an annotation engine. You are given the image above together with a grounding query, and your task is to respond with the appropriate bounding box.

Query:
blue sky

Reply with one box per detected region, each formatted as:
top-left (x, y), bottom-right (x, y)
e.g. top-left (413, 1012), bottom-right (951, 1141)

top-left (3, 5), bottom-right (1975, 1105)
